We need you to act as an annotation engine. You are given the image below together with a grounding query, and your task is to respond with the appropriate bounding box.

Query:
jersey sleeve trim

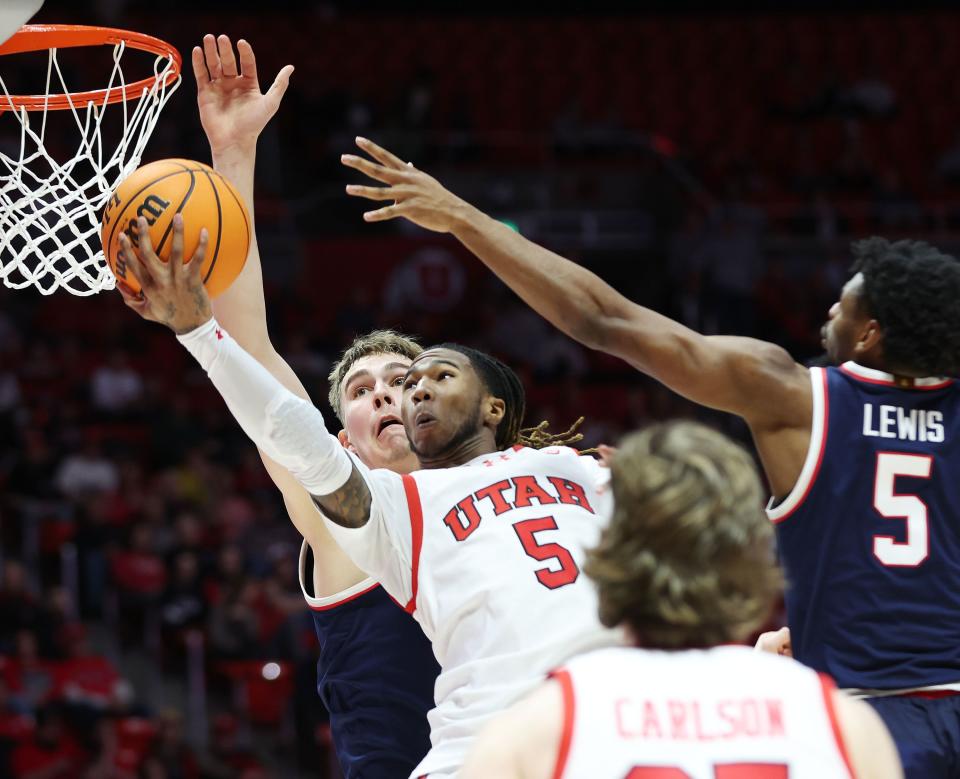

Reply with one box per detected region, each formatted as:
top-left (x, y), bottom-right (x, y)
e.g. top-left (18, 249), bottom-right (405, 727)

top-left (547, 668), bottom-right (575, 779)
top-left (767, 366), bottom-right (829, 523)
top-left (818, 673), bottom-right (855, 779)
top-left (297, 540), bottom-right (378, 610)
top-left (401, 474), bottom-right (424, 615)
top-left (840, 361), bottom-right (954, 390)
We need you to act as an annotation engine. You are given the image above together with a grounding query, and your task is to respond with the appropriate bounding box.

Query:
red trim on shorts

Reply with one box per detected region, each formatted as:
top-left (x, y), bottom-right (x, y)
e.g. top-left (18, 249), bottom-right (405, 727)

top-left (549, 669), bottom-right (575, 779)
top-left (819, 674), bottom-right (855, 778)
top-left (897, 689), bottom-right (960, 699)
top-left (771, 367), bottom-right (830, 524)
top-left (402, 474), bottom-right (424, 614)
top-left (512, 444), bottom-right (524, 452)
top-left (306, 582), bottom-right (380, 611)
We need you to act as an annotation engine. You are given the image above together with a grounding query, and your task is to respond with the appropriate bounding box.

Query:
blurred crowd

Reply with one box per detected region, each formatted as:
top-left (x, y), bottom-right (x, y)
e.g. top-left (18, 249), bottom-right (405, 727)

top-left (7, 3), bottom-right (960, 777)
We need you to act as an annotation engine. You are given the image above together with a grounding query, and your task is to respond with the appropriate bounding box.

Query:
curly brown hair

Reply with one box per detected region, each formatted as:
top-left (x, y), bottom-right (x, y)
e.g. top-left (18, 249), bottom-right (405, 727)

top-left (585, 421), bottom-right (782, 649)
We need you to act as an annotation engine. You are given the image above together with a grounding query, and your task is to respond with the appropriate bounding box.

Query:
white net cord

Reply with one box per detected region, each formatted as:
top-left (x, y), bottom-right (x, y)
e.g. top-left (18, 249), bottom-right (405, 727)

top-left (0, 41), bottom-right (180, 295)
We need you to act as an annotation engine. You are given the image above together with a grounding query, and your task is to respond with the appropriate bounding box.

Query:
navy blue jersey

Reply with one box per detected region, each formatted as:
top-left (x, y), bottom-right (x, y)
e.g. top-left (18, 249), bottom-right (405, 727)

top-left (771, 362), bottom-right (960, 691)
top-left (300, 543), bottom-right (439, 779)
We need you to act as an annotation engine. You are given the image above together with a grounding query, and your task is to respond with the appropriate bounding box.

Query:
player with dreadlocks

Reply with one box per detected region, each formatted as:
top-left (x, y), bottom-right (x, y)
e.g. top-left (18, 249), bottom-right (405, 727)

top-left (342, 137), bottom-right (960, 779)
top-left (117, 215), bottom-right (623, 777)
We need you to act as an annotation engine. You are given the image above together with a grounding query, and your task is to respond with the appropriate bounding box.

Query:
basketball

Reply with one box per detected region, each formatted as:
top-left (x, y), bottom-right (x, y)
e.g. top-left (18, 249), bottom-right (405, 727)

top-left (101, 158), bottom-right (250, 298)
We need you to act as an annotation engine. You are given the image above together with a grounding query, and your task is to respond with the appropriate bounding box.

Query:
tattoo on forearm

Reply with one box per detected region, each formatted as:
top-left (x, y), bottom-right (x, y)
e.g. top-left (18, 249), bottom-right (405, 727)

top-left (313, 463), bottom-right (372, 528)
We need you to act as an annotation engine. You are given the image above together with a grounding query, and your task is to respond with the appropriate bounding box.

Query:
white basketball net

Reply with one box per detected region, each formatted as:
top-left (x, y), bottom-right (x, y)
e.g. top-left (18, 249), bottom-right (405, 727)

top-left (0, 40), bottom-right (180, 295)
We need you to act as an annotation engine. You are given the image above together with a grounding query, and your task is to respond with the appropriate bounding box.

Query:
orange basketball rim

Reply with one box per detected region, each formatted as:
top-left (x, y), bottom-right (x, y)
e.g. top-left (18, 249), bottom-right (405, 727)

top-left (0, 24), bottom-right (181, 112)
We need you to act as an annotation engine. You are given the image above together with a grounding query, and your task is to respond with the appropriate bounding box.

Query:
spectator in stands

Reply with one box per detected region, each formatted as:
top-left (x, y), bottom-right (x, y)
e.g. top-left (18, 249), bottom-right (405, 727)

top-left (89, 350), bottom-right (143, 416)
top-left (196, 713), bottom-right (264, 779)
top-left (110, 525), bottom-right (166, 646)
top-left (6, 429), bottom-right (58, 504)
top-left (7, 630), bottom-right (57, 711)
top-left (0, 562), bottom-right (42, 652)
top-left (203, 545), bottom-right (246, 607)
top-left (207, 581), bottom-right (260, 662)
top-left (10, 703), bottom-right (85, 779)
top-left (55, 439), bottom-right (120, 500)
top-left (57, 625), bottom-right (132, 717)
top-left (139, 709), bottom-right (198, 779)
top-left (159, 551), bottom-right (207, 653)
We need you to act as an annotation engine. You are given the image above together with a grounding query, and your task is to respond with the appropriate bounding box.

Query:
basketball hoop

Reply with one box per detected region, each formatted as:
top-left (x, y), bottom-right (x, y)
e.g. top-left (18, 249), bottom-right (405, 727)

top-left (0, 24), bottom-right (181, 295)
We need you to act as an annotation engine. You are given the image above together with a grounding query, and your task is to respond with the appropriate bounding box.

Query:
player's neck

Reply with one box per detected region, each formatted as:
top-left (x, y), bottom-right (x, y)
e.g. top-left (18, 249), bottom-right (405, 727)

top-left (417, 432), bottom-right (498, 470)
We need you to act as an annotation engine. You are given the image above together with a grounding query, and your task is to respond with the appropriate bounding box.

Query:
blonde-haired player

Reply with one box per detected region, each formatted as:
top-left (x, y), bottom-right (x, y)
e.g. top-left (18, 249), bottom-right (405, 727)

top-left (462, 422), bottom-right (901, 779)
top-left (175, 35), bottom-right (440, 777)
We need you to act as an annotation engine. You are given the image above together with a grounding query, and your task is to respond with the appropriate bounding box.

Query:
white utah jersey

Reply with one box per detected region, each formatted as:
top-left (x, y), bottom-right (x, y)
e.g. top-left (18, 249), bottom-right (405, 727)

top-left (323, 445), bottom-right (625, 778)
top-left (553, 646), bottom-right (853, 779)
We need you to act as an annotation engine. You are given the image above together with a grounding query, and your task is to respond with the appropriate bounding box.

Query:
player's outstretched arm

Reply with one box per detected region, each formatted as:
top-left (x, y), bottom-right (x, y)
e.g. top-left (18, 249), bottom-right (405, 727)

top-left (116, 218), bottom-right (375, 531)
top-left (193, 35), bottom-right (368, 592)
top-left (341, 139), bottom-right (810, 431)
top-left (460, 680), bottom-right (563, 779)
top-left (833, 692), bottom-right (904, 779)
top-left (194, 33), bottom-right (292, 357)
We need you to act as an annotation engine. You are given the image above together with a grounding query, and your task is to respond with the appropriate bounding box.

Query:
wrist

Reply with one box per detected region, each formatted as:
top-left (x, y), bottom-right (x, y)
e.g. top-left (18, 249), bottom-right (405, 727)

top-left (449, 199), bottom-right (484, 236)
top-left (210, 144), bottom-right (257, 171)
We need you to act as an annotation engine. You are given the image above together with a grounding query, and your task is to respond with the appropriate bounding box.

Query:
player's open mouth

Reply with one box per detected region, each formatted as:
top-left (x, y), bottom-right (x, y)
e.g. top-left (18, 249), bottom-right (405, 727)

top-left (377, 417), bottom-right (403, 437)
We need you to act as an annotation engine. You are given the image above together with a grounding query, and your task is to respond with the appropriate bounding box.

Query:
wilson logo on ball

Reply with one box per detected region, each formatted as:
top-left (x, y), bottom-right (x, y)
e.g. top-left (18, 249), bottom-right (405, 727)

top-left (101, 158), bottom-right (250, 298)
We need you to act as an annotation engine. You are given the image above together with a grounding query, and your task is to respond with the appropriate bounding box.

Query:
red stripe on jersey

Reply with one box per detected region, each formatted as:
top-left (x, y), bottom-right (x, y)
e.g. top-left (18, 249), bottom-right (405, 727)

top-left (839, 364), bottom-right (954, 390)
top-left (771, 367), bottom-right (830, 524)
top-left (818, 674), bottom-right (854, 779)
top-left (402, 475), bottom-right (424, 614)
top-left (549, 669), bottom-right (575, 779)
top-left (306, 582), bottom-right (380, 611)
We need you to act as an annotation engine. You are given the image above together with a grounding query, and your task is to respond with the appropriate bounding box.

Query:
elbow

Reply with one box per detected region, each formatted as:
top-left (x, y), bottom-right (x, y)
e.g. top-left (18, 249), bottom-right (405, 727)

top-left (568, 312), bottom-right (620, 353)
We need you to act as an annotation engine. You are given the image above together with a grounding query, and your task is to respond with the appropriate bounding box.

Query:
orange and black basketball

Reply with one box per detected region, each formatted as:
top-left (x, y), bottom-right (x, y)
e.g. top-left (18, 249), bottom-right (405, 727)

top-left (101, 158), bottom-right (250, 298)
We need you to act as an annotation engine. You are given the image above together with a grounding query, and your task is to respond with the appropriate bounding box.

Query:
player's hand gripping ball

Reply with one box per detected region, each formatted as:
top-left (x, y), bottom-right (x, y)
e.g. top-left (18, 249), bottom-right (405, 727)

top-left (101, 158), bottom-right (250, 298)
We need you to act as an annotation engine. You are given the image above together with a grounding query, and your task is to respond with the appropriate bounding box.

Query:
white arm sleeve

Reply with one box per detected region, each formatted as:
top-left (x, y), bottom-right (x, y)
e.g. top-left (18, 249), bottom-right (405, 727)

top-left (176, 318), bottom-right (352, 496)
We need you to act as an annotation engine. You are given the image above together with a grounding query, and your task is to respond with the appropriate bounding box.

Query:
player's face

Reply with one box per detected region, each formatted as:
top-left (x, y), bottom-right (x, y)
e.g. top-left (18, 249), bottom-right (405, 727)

top-left (338, 353), bottom-right (420, 474)
top-left (402, 348), bottom-right (487, 459)
top-left (822, 273), bottom-right (870, 364)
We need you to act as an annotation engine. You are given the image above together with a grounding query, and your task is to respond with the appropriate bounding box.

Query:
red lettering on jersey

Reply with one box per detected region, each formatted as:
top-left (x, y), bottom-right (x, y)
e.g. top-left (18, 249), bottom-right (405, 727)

top-left (765, 700), bottom-right (785, 737)
top-left (641, 701), bottom-right (662, 739)
top-left (615, 698), bottom-right (633, 737)
top-left (667, 701), bottom-right (688, 739)
top-left (442, 496), bottom-right (482, 541)
top-left (717, 699), bottom-right (738, 739)
top-left (741, 700), bottom-right (760, 737)
top-left (548, 476), bottom-right (595, 513)
top-left (474, 480), bottom-right (512, 515)
top-left (691, 701), bottom-right (715, 741)
top-left (512, 476), bottom-right (559, 508)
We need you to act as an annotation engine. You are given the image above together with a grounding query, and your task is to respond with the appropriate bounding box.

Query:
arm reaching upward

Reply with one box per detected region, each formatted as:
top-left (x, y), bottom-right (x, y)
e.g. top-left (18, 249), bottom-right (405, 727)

top-left (342, 139), bottom-right (815, 494)
top-left (193, 35), bottom-right (369, 592)
top-left (341, 139), bottom-right (810, 430)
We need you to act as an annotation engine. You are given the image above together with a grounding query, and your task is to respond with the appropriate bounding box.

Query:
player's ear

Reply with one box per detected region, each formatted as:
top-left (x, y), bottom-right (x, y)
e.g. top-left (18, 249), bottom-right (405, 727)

top-left (483, 396), bottom-right (506, 428)
top-left (337, 429), bottom-right (357, 453)
top-left (857, 318), bottom-right (883, 354)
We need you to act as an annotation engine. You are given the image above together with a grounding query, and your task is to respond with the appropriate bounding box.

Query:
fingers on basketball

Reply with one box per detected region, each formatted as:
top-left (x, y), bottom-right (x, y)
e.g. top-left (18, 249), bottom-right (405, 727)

top-left (185, 228), bottom-right (210, 280)
top-left (118, 233), bottom-right (152, 290)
